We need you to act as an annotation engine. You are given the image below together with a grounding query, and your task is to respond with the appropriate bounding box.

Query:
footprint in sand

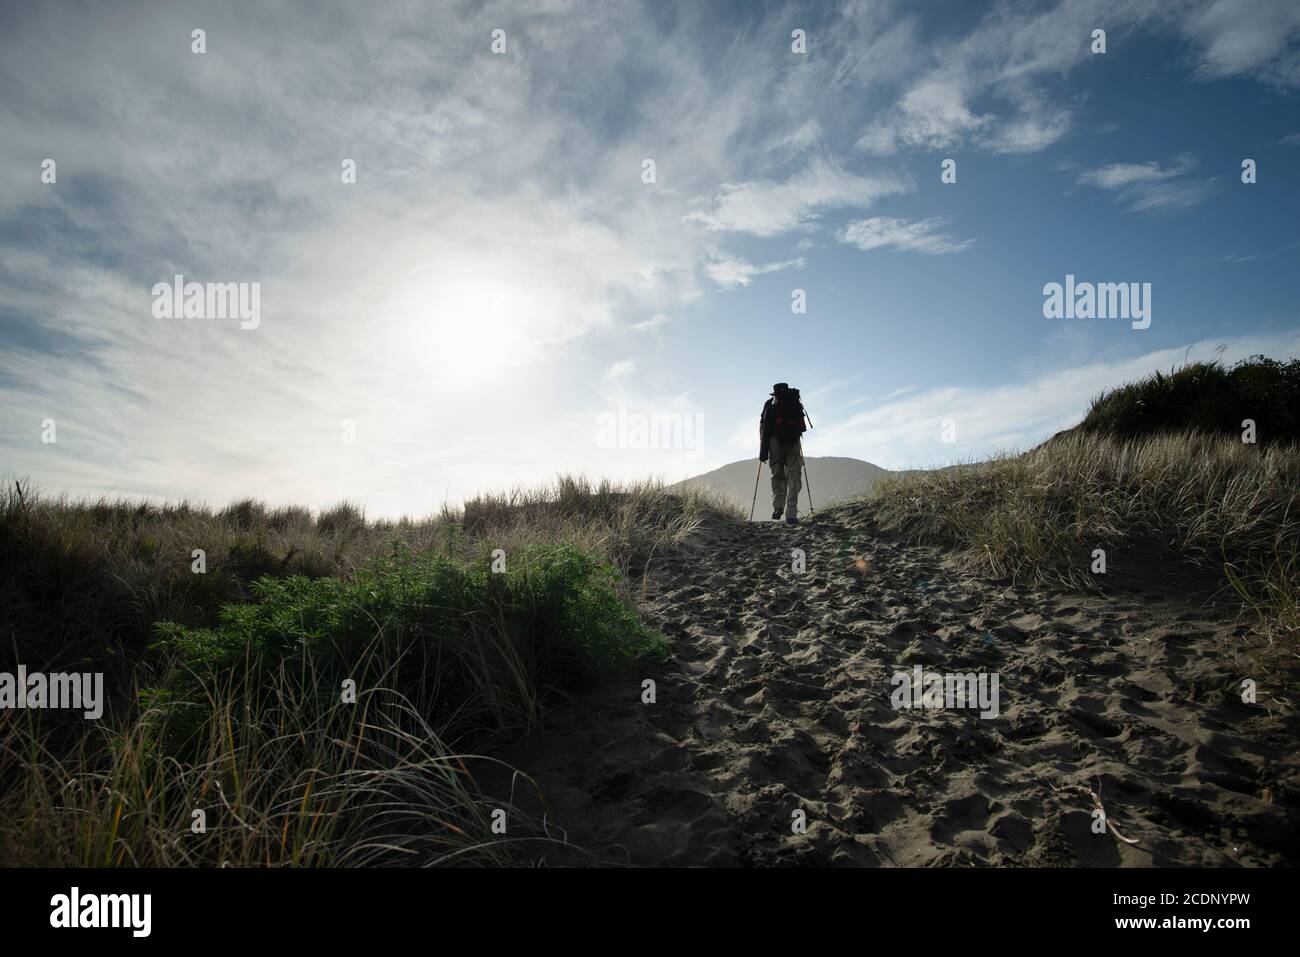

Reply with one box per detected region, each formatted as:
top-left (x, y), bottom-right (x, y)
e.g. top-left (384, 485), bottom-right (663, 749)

top-left (481, 503), bottom-right (1300, 867)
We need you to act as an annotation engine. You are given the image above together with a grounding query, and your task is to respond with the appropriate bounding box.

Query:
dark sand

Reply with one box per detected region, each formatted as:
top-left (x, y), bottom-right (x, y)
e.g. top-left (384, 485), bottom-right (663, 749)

top-left (485, 503), bottom-right (1299, 866)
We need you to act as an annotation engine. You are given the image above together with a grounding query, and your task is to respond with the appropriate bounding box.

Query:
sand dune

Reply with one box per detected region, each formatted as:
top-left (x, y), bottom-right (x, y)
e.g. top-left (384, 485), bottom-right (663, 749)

top-left (488, 502), bottom-right (1299, 866)
top-left (672, 456), bottom-right (895, 514)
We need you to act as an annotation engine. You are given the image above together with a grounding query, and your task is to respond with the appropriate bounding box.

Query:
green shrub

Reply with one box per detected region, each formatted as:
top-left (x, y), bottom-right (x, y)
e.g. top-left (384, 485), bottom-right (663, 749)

top-left (148, 544), bottom-right (665, 756)
top-left (1074, 355), bottom-right (1300, 444)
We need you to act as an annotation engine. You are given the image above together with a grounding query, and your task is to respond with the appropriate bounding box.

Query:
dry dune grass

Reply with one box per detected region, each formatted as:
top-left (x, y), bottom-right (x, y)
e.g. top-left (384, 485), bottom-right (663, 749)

top-left (0, 476), bottom-right (737, 867)
top-left (0, 477), bottom-right (734, 673)
top-left (7, 422), bottom-right (1294, 868)
top-left (462, 475), bottom-right (737, 579)
top-left (870, 431), bottom-right (1300, 646)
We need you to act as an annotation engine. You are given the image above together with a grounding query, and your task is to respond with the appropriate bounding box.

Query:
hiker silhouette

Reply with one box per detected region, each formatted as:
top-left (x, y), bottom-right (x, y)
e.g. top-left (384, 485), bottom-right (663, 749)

top-left (756, 382), bottom-right (811, 523)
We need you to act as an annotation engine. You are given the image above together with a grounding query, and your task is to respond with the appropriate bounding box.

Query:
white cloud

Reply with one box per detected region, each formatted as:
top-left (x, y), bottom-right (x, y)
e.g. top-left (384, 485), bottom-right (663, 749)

top-left (685, 156), bottom-right (910, 237)
top-left (856, 79), bottom-right (995, 154)
top-left (837, 217), bottom-right (975, 255)
top-left (992, 97), bottom-right (1075, 153)
top-left (849, 385), bottom-right (918, 407)
top-left (1128, 180), bottom-right (1218, 211)
top-left (807, 329), bottom-right (1300, 469)
top-left (630, 313), bottom-right (670, 333)
top-left (1221, 240), bottom-right (1300, 264)
top-left (850, 0), bottom-right (1300, 157)
top-left (1077, 160), bottom-right (1188, 190)
top-left (805, 372), bottom-right (868, 400)
top-left (703, 254), bottom-right (805, 290)
top-left (1076, 155), bottom-right (1216, 211)
top-left (1181, 0), bottom-right (1300, 88)
top-left (772, 118), bottom-right (823, 154)
top-left (605, 359), bottom-right (637, 383)
top-left (858, 81), bottom-right (1073, 156)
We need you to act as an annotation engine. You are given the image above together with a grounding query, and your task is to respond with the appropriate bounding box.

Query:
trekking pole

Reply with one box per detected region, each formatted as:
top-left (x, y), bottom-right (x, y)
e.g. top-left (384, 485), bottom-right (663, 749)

top-left (800, 408), bottom-right (815, 516)
top-left (800, 439), bottom-right (814, 516)
top-left (748, 458), bottom-right (762, 521)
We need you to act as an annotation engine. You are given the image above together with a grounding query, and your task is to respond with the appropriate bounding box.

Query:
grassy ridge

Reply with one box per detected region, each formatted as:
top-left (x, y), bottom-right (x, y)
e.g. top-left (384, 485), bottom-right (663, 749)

top-left (0, 478), bottom-right (733, 866)
top-left (871, 359), bottom-right (1300, 645)
top-left (1072, 354), bottom-right (1300, 443)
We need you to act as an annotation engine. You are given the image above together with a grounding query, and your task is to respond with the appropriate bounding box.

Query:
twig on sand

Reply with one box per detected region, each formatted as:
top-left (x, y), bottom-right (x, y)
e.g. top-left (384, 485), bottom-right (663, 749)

top-left (1050, 781), bottom-right (1141, 845)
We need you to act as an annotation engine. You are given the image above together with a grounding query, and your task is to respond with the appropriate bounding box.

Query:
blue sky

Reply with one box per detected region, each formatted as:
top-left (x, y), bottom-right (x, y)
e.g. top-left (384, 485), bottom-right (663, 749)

top-left (2, 0), bottom-right (1299, 516)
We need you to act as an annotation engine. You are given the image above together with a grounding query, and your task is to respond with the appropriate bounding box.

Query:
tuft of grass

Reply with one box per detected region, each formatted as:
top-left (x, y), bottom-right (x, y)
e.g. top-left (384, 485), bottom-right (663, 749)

top-left (316, 501), bottom-right (367, 536)
top-left (459, 475), bottom-right (739, 579)
top-left (870, 431), bottom-right (1300, 644)
top-left (1068, 355), bottom-right (1300, 444)
top-left (0, 664), bottom-right (545, 867)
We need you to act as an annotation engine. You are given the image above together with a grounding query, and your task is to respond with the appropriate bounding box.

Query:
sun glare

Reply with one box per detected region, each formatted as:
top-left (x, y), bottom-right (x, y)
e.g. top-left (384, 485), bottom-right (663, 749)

top-left (384, 264), bottom-right (544, 386)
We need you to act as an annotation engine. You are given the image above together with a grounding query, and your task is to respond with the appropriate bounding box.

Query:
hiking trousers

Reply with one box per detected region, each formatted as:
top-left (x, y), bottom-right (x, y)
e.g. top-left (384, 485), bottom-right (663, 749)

top-left (768, 436), bottom-right (803, 519)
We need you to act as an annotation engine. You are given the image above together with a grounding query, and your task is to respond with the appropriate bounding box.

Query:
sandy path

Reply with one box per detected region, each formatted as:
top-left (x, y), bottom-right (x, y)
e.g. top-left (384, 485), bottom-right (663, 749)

top-left (488, 504), bottom-right (1299, 866)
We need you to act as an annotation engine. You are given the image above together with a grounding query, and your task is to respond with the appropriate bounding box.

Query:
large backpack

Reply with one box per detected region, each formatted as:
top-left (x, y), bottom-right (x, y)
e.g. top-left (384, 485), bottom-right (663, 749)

top-left (769, 384), bottom-right (807, 442)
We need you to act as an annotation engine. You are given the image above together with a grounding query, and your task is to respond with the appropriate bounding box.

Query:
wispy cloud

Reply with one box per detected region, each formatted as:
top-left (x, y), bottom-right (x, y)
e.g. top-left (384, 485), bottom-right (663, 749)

top-left (703, 254), bottom-right (805, 290)
top-left (837, 217), bottom-right (975, 255)
top-left (850, 0), bottom-right (1137, 156)
top-left (685, 157), bottom-right (910, 237)
top-left (849, 385), bottom-right (918, 407)
top-left (806, 372), bottom-right (868, 399)
top-left (854, 0), bottom-right (1300, 157)
top-left (1221, 241), bottom-right (1300, 264)
top-left (604, 359), bottom-right (637, 384)
top-left (807, 329), bottom-right (1300, 468)
top-left (1075, 155), bottom-right (1217, 211)
top-left (1180, 0), bottom-right (1300, 88)
top-left (856, 80), bottom-right (995, 154)
top-left (630, 313), bottom-right (670, 333)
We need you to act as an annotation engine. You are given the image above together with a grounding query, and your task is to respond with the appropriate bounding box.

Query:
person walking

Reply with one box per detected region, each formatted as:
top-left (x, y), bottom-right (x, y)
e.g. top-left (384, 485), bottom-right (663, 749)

top-left (758, 382), bottom-right (808, 524)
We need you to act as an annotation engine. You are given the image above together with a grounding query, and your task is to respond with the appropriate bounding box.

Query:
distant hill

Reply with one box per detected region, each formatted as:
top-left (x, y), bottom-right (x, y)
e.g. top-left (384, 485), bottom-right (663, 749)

top-left (674, 456), bottom-right (893, 517)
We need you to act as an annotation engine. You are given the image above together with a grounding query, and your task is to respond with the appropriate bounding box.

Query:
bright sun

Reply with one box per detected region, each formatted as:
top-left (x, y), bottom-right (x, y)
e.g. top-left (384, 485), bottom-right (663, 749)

top-left (382, 263), bottom-right (546, 387)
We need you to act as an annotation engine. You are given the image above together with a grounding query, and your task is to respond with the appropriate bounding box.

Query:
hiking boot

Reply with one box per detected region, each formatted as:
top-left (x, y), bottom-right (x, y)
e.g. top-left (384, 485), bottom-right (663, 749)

top-left (771, 508), bottom-right (784, 520)
top-left (785, 515), bottom-right (799, 525)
